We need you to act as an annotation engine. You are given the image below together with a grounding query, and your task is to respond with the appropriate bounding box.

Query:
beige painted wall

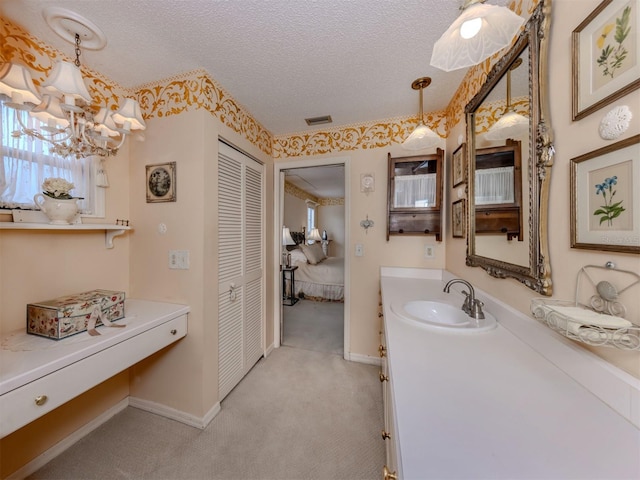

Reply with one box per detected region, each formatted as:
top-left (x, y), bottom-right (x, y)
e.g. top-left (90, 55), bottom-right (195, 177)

top-left (0, 140), bottom-right (132, 475)
top-left (1, 18), bottom-right (276, 476)
top-left (446, 0), bottom-right (640, 377)
top-left (276, 145), bottom-right (447, 358)
top-left (128, 109), bottom-right (274, 418)
top-left (319, 204), bottom-right (345, 258)
top-left (2, 0), bottom-right (639, 476)
top-left (283, 190), bottom-right (307, 233)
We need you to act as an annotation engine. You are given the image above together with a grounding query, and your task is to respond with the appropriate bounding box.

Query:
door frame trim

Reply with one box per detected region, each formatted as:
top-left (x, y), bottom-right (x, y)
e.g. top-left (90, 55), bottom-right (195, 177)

top-left (273, 156), bottom-right (351, 360)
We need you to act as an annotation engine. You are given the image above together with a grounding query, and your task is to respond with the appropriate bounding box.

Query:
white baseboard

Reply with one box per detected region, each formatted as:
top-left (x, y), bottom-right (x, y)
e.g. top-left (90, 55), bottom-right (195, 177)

top-left (7, 398), bottom-right (129, 480)
top-left (264, 342), bottom-right (275, 357)
top-left (346, 352), bottom-right (382, 366)
top-left (9, 397), bottom-right (222, 479)
top-left (129, 396), bottom-right (221, 430)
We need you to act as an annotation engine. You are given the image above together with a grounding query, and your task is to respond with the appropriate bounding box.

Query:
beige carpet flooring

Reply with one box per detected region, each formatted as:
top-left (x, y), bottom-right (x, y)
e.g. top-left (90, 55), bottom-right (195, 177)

top-left (28, 346), bottom-right (384, 480)
top-left (282, 299), bottom-right (344, 355)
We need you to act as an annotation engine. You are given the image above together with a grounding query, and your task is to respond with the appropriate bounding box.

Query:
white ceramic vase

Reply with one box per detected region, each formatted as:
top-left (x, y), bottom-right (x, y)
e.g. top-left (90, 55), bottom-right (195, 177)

top-left (33, 193), bottom-right (79, 225)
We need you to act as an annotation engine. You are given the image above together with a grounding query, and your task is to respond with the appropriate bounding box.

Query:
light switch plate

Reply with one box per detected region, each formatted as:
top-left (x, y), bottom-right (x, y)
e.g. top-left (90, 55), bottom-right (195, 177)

top-left (169, 250), bottom-right (190, 269)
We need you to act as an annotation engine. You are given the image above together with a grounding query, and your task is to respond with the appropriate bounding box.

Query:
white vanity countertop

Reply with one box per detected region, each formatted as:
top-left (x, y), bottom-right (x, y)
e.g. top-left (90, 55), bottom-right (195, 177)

top-left (0, 299), bottom-right (189, 396)
top-left (381, 273), bottom-right (640, 480)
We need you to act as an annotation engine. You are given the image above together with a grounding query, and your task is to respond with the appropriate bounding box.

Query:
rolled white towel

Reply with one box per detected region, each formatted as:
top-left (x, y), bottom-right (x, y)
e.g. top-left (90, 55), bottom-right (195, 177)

top-left (546, 305), bottom-right (632, 333)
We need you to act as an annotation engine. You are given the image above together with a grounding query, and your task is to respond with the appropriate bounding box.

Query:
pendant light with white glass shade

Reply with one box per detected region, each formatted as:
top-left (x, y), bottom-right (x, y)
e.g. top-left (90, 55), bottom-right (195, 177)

top-left (401, 77), bottom-right (441, 151)
top-left (430, 0), bottom-right (525, 72)
top-left (0, 7), bottom-right (146, 158)
top-left (485, 58), bottom-right (529, 140)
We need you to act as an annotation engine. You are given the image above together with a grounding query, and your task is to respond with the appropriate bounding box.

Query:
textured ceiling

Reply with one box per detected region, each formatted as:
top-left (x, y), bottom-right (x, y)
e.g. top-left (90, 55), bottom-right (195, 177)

top-left (1, 0), bottom-right (513, 136)
top-left (285, 164), bottom-right (346, 199)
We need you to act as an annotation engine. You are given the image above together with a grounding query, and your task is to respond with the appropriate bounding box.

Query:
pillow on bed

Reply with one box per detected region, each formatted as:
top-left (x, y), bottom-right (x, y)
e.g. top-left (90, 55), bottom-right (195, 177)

top-left (300, 242), bottom-right (326, 265)
top-left (289, 248), bottom-right (308, 265)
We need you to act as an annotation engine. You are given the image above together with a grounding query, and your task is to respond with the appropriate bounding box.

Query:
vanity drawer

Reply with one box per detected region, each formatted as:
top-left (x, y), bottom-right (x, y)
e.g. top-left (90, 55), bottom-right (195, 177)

top-left (0, 314), bottom-right (187, 438)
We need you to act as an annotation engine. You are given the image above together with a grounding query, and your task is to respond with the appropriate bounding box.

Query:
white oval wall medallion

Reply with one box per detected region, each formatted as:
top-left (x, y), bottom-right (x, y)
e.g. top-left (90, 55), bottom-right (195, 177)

top-left (599, 105), bottom-right (632, 140)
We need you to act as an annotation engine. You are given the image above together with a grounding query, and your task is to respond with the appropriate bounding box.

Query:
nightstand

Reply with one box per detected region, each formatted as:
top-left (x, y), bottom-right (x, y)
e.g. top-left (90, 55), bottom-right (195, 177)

top-left (282, 266), bottom-right (299, 306)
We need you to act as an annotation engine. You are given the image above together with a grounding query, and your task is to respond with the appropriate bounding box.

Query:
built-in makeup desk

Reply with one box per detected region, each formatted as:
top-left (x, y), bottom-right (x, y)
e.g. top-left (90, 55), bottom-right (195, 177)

top-left (0, 299), bottom-right (188, 438)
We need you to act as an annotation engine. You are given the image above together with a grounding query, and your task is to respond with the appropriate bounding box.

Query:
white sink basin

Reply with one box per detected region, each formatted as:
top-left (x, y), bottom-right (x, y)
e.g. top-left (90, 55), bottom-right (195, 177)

top-left (391, 300), bottom-right (497, 333)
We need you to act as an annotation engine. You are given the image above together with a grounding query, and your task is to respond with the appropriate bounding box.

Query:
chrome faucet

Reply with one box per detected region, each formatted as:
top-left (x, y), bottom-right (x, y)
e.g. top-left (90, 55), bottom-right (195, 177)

top-left (443, 279), bottom-right (485, 320)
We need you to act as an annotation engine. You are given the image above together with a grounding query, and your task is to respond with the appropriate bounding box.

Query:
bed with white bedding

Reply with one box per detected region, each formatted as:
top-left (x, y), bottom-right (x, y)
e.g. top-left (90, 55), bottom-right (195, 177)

top-left (288, 237), bottom-right (344, 301)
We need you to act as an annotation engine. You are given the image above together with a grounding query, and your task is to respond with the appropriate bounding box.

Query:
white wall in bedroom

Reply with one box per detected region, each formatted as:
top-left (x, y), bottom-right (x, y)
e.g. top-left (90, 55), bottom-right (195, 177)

top-left (319, 204), bottom-right (345, 258)
top-left (283, 191), bottom-right (307, 234)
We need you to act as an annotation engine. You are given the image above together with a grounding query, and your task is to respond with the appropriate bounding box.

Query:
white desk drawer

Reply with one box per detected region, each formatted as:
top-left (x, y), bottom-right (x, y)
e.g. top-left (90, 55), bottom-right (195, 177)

top-left (0, 314), bottom-right (186, 438)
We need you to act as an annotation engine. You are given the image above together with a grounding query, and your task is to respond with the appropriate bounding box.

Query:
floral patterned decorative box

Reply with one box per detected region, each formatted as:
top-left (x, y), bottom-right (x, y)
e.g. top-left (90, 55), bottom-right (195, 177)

top-left (27, 290), bottom-right (125, 340)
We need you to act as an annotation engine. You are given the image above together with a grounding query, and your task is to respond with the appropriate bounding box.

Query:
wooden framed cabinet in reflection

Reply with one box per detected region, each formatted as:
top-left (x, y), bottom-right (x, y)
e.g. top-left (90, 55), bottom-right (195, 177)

top-left (387, 149), bottom-right (443, 241)
top-left (475, 139), bottom-right (522, 241)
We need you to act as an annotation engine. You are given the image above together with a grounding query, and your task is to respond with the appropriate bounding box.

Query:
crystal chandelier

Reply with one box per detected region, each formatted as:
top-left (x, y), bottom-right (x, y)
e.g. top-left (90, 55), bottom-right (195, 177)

top-left (0, 11), bottom-right (145, 159)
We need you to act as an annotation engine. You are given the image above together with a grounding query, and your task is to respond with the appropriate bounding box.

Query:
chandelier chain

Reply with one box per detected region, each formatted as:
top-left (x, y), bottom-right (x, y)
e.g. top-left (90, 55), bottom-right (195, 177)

top-left (74, 33), bottom-right (82, 68)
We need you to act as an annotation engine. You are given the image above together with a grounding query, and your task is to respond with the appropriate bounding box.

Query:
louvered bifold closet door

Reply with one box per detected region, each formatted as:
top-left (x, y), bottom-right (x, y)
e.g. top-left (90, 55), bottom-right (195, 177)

top-left (243, 163), bottom-right (263, 369)
top-left (217, 141), bottom-right (264, 401)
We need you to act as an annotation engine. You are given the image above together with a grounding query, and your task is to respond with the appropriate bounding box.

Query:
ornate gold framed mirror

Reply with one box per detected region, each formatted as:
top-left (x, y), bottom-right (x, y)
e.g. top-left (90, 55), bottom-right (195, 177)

top-left (465, 0), bottom-right (554, 295)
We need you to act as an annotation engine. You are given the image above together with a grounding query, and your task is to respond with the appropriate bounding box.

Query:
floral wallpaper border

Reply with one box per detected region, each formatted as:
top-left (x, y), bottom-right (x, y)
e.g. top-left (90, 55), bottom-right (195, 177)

top-left (284, 181), bottom-right (343, 205)
top-left (272, 111), bottom-right (447, 159)
top-left (2, 0), bottom-right (535, 160)
top-left (1, 17), bottom-right (127, 113)
top-left (0, 17), bottom-right (273, 156)
top-left (284, 181), bottom-right (319, 203)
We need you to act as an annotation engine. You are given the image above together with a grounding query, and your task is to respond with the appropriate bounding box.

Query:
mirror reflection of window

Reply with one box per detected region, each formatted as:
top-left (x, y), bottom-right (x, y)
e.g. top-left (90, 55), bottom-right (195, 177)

top-left (475, 167), bottom-right (515, 205)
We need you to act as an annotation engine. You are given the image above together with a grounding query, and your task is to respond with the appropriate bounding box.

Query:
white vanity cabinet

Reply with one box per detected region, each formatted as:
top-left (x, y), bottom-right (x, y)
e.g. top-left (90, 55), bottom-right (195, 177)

top-left (380, 316), bottom-right (400, 480)
top-left (0, 299), bottom-right (189, 438)
top-left (380, 268), bottom-right (640, 479)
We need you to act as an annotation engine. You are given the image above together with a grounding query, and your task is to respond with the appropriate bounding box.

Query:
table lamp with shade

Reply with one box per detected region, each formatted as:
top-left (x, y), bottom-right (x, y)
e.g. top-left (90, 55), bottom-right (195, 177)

top-left (308, 228), bottom-right (322, 243)
top-left (282, 226), bottom-right (296, 267)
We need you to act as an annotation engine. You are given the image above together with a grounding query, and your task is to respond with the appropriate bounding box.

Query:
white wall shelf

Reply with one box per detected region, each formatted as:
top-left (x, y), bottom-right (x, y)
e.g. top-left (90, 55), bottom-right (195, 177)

top-left (0, 223), bottom-right (132, 249)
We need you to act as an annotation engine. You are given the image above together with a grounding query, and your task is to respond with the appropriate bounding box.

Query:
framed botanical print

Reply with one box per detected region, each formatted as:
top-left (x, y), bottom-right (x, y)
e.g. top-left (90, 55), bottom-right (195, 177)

top-left (452, 143), bottom-right (467, 187)
top-left (570, 134), bottom-right (639, 253)
top-left (572, 0), bottom-right (640, 120)
top-left (146, 162), bottom-right (177, 203)
top-left (452, 199), bottom-right (466, 238)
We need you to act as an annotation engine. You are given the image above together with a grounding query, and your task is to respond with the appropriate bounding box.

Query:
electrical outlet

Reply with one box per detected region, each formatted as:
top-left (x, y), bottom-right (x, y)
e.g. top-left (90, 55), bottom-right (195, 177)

top-left (355, 243), bottom-right (364, 257)
top-left (424, 245), bottom-right (435, 259)
top-left (169, 250), bottom-right (190, 269)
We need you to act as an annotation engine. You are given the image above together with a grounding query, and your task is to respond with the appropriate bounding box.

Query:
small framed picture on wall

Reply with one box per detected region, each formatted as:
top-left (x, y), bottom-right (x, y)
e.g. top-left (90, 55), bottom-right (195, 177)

top-left (572, 0), bottom-right (640, 120)
top-left (570, 135), bottom-right (639, 253)
top-left (146, 162), bottom-right (177, 203)
top-left (452, 199), bottom-right (466, 238)
top-left (452, 143), bottom-right (466, 187)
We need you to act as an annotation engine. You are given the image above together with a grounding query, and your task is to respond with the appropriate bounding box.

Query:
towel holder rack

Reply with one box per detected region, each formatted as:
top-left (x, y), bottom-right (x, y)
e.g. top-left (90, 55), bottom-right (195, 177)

top-left (531, 263), bottom-right (640, 350)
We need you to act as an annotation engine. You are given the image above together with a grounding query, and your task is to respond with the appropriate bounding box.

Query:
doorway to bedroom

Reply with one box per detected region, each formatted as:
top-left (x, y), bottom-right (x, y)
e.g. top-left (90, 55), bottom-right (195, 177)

top-left (275, 158), bottom-right (349, 357)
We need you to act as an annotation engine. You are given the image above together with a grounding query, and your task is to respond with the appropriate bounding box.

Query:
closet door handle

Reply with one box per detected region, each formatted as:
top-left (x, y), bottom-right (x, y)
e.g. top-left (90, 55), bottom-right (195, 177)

top-left (229, 283), bottom-right (237, 301)
top-left (379, 371), bottom-right (388, 383)
top-left (381, 430), bottom-right (391, 440)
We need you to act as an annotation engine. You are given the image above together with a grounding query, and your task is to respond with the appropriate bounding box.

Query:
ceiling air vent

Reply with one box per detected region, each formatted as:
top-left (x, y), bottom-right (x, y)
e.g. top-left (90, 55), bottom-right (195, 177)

top-left (305, 115), bottom-right (333, 126)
